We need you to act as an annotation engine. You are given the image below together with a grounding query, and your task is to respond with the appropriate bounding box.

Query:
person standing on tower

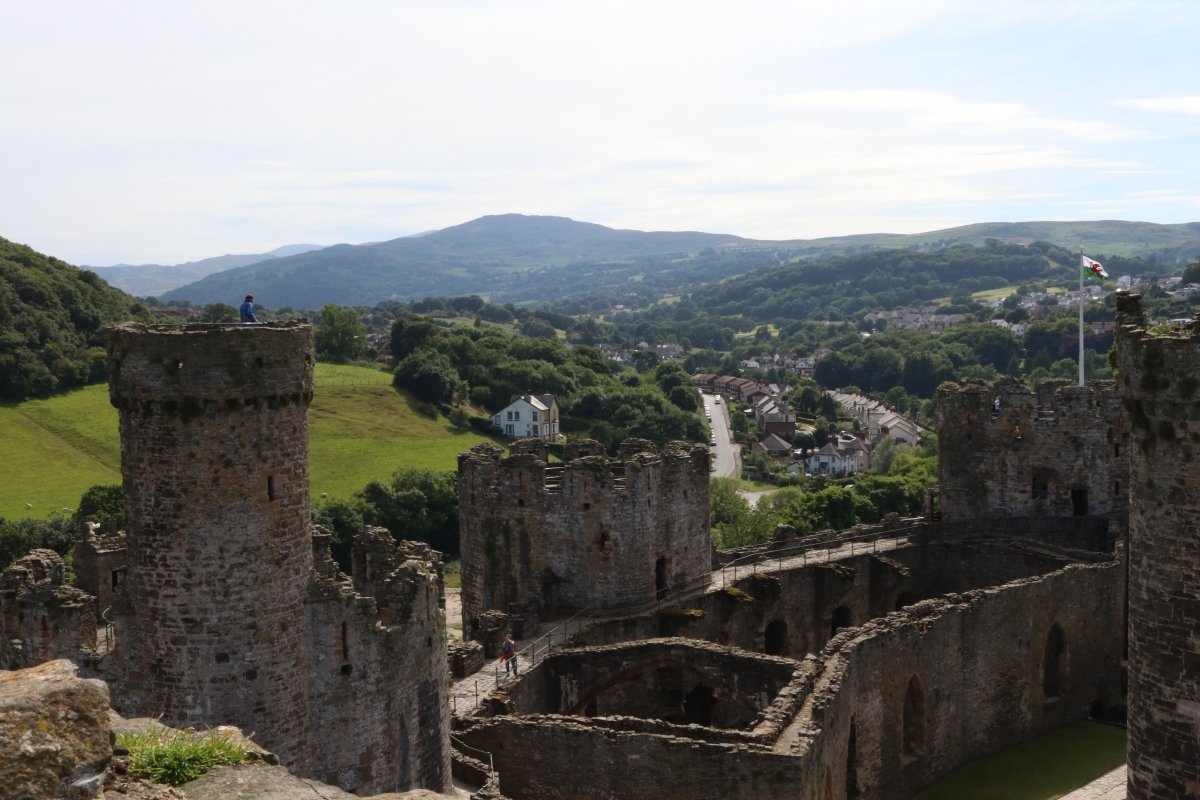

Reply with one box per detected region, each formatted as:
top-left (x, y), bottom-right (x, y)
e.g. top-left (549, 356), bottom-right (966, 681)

top-left (239, 294), bottom-right (257, 323)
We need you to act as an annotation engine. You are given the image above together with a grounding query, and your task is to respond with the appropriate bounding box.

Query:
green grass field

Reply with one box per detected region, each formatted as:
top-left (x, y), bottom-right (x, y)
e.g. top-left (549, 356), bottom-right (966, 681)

top-left (971, 286), bottom-right (1018, 302)
top-left (0, 363), bottom-right (498, 520)
top-left (912, 721), bottom-right (1126, 800)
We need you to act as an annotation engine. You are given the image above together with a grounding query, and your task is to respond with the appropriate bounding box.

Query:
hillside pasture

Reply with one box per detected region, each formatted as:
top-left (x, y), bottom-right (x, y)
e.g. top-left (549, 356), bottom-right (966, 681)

top-left (0, 364), bottom-right (497, 520)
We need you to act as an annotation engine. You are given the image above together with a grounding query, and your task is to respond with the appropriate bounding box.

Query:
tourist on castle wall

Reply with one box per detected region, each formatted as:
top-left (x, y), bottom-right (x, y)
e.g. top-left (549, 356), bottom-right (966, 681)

top-left (502, 634), bottom-right (518, 677)
top-left (240, 294), bottom-right (257, 323)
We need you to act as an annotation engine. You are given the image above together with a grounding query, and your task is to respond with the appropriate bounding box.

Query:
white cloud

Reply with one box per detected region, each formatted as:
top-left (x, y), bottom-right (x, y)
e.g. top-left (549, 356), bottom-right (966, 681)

top-left (1113, 97), bottom-right (1200, 115)
top-left (3, 1), bottom-right (1200, 262)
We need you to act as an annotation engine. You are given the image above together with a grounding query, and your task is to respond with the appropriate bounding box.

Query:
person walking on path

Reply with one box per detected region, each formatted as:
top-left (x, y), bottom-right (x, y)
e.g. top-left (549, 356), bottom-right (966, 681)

top-left (501, 634), bottom-right (518, 677)
top-left (239, 294), bottom-right (257, 323)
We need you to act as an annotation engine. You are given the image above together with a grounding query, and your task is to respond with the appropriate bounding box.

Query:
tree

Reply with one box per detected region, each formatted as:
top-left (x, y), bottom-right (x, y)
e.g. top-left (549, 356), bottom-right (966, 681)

top-left (1181, 256), bottom-right (1200, 286)
top-left (75, 484), bottom-right (124, 534)
top-left (358, 468), bottom-right (459, 556)
top-left (389, 316), bottom-right (441, 361)
top-left (200, 303), bottom-right (239, 323)
top-left (315, 304), bottom-right (367, 362)
top-left (393, 348), bottom-right (461, 404)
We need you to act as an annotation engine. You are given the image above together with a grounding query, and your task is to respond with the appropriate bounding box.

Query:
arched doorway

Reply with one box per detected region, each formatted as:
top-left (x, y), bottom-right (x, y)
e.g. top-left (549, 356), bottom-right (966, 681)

top-left (764, 619), bottom-right (787, 656)
top-left (1043, 623), bottom-right (1069, 698)
top-left (902, 675), bottom-right (926, 759)
top-left (831, 605), bottom-right (852, 637)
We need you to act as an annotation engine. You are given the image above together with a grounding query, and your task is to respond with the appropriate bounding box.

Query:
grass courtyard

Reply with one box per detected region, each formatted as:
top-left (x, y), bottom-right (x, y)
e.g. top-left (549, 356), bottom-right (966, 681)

top-left (912, 721), bottom-right (1126, 800)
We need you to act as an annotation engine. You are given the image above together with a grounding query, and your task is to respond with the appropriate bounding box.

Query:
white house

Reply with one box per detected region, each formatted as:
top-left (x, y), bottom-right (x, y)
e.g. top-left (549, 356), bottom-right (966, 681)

top-left (492, 394), bottom-right (560, 440)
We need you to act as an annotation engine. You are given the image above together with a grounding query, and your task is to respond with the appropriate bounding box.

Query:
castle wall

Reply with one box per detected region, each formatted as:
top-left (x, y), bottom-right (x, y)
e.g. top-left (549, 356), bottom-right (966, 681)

top-left (506, 639), bottom-right (796, 726)
top-left (1115, 294), bottom-right (1200, 800)
top-left (455, 558), bottom-right (1124, 800)
top-left (458, 439), bottom-right (711, 635)
top-left (103, 323), bottom-right (451, 795)
top-left (575, 538), bottom-right (1088, 660)
top-left (937, 378), bottom-right (1128, 521)
top-left (107, 323), bottom-right (316, 764)
top-left (0, 550), bottom-right (97, 669)
top-left (72, 531), bottom-right (127, 621)
top-left (304, 529), bottom-right (450, 793)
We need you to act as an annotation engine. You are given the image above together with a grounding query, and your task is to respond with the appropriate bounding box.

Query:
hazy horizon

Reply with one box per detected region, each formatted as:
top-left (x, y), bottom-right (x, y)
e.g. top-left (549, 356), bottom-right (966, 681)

top-left (4, 1), bottom-right (1200, 265)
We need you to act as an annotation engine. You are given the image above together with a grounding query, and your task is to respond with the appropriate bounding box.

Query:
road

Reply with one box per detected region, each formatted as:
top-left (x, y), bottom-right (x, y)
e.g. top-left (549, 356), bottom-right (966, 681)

top-left (701, 392), bottom-right (739, 479)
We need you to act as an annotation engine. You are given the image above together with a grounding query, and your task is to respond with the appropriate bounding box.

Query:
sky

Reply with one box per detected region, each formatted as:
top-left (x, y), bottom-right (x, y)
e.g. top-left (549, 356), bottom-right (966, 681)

top-left (3, 0), bottom-right (1200, 265)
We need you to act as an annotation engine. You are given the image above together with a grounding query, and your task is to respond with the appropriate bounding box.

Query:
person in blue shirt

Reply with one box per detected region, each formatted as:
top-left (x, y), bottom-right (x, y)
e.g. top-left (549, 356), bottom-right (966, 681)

top-left (239, 294), bottom-right (257, 323)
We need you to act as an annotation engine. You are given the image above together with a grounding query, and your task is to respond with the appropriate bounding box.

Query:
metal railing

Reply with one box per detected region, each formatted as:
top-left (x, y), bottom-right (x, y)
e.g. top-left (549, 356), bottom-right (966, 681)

top-left (450, 733), bottom-right (497, 792)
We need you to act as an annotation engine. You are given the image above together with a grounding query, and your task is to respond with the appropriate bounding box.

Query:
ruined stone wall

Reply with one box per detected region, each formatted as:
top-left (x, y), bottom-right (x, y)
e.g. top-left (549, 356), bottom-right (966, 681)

top-left (938, 378), bottom-right (1128, 521)
top-left (456, 559), bottom-right (1123, 800)
top-left (1114, 293), bottom-right (1200, 800)
top-left (107, 323), bottom-right (316, 764)
top-left (458, 716), bottom-right (808, 800)
top-left (72, 531), bottom-right (127, 620)
top-left (507, 638), bottom-right (795, 728)
top-left (805, 560), bottom-right (1123, 800)
top-left (458, 439), bottom-right (711, 635)
top-left (576, 539), bottom-right (1084, 660)
top-left (103, 323), bottom-right (451, 796)
top-left (304, 529), bottom-right (450, 794)
top-left (0, 550), bottom-right (97, 669)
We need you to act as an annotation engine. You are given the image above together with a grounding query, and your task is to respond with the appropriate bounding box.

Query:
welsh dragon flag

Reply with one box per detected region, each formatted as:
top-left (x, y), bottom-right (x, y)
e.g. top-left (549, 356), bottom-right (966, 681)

top-left (1081, 254), bottom-right (1109, 279)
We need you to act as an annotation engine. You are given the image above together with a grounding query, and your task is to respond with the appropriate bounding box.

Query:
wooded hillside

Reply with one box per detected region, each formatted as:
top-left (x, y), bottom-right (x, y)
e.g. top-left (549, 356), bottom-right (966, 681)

top-left (0, 237), bottom-right (148, 401)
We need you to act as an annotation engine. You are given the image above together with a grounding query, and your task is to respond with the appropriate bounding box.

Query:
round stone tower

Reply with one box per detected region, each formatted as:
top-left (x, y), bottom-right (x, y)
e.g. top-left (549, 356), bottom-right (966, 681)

top-left (106, 322), bottom-right (315, 765)
top-left (1115, 294), bottom-right (1200, 799)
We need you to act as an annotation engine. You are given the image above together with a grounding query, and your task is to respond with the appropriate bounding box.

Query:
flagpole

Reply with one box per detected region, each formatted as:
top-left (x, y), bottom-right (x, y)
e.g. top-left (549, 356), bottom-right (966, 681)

top-left (1078, 248), bottom-right (1085, 386)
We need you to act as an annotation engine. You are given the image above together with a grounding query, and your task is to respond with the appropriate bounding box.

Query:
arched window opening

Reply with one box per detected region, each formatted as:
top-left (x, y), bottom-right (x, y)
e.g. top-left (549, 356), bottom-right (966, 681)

top-left (831, 605), bottom-right (852, 637)
top-left (764, 619), bottom-right (788, 656)
top-left (1043, 623), bottom-right (1069, 698)
top-left (902, 675), bottom-right (926, 759)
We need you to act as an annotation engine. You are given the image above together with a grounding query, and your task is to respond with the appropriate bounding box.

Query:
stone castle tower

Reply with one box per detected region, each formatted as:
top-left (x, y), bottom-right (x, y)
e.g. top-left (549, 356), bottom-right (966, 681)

top-left (107, 322), bottom-right (316, 754)
top-left (458, 438), bottom-right (712, 637)
top-left (1115, 294), bottom-right (1200, 799)
top-left (106, 323), bottom-right (449, 794)
top-left (937, 377), bottom-right (1128, 521)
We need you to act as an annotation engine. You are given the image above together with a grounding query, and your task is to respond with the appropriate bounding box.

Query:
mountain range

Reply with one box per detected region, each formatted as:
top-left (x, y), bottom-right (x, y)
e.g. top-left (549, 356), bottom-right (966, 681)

top-left (85, 244), bottom-right (323, 298)
top-left (112, 214), bottom-right (1200, 309)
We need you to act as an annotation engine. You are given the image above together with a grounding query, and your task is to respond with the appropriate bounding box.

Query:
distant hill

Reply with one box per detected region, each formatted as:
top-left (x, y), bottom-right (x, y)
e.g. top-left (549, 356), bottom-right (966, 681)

top-left (86, 243), bottom-right (325, 298)
top-left (161, 214), bottom-right (752, 307)
top-left (157, 216), bottom-right (1200, 309)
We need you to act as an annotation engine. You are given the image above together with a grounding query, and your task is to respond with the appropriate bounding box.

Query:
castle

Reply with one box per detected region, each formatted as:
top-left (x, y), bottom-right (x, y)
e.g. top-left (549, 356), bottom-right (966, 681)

top-left (3, 293), bottom-right (1199, 799)
top-left (100, 322), bottom-right (448, 795)
top-left (449, 294), bottom-right (1195, 800)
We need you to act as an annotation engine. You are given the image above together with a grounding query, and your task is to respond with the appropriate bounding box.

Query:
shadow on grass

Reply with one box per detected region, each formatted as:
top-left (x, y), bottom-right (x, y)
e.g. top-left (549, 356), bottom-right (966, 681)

top-left (912, 721), bottom-right (1126, 800)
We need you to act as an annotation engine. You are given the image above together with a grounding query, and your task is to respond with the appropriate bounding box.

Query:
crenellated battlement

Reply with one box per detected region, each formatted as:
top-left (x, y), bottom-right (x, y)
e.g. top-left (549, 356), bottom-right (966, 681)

top-left (103, 322), bottom-right (449, 796)
top-left (107, 322), bottom-right (314, 415)
top-left (458, 439), bottom-right (713, 636)
top-left (937, 377), bottom-right (1128, 521)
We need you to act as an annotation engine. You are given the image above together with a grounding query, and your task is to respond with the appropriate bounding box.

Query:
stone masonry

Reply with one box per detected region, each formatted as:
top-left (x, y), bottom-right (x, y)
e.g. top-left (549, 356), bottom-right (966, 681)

top-left (104, 322), bottom-right (449, 795)
top-left (1115, 293), bottom-right (1200, 800)
top-left (938, 377), bottom-right (1129, 521)
top-left (458, 438), bottom-right (711, 639)
top-left (0, 549), bottom-right (97, 670)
